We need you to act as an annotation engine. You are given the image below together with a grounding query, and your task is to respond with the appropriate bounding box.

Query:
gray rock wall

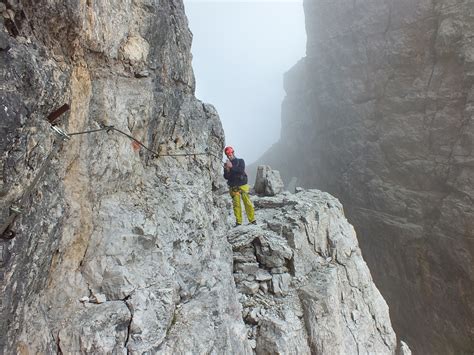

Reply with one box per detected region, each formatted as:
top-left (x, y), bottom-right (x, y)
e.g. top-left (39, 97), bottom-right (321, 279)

top-left (257, 0), bottom-right (474, 353)
top-left (0, 1), bottom-right (250, 353)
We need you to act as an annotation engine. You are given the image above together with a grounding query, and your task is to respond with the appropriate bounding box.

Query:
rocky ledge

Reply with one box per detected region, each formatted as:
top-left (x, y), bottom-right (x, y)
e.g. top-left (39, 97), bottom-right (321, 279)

top-left (228, 187), bottom-right (410, 354)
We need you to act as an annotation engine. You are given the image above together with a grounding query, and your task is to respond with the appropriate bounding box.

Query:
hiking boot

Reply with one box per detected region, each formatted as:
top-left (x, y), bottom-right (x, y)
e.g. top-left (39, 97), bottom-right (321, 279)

top-left (234, 223), bottom-right (242, 227)
top-left (249, 220), bottom-right (257, 225)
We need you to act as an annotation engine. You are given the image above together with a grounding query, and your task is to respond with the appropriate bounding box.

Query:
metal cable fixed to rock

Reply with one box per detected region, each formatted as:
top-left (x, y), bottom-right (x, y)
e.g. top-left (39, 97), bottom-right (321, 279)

top-left (68, 125), bottom-right (223, 161)
top-left (0, 104), bottom-right (72, 240)
top-left (0, 138), bottom-right (65, 240)
top-left (1, 106), bottom-right (224, 240)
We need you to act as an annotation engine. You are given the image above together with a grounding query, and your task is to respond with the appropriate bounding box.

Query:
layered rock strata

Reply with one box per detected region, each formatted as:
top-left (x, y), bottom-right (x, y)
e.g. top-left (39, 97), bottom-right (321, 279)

top-left (257, 0), bottom-right (474, 353)
top-left (228, 189), bottom-right (405, 354)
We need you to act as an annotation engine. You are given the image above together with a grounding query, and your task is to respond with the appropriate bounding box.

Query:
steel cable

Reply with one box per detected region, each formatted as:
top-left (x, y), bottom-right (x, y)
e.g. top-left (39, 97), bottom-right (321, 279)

top-left (1, 123), bottom-right (225, 240)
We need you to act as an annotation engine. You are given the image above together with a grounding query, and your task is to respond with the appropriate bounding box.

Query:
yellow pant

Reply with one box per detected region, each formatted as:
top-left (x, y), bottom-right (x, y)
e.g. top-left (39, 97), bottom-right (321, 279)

top-left (229, 184), bottom-right (255, 225)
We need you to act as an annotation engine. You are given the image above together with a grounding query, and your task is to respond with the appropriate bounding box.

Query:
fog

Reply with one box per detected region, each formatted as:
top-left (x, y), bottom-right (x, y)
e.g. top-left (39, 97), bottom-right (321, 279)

top-left (184, 0), bottom-right (306, 164)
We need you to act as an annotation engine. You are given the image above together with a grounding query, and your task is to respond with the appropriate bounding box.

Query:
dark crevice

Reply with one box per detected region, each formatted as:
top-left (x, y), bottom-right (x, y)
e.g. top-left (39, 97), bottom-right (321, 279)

top-left (123, 297), bottom-right (133, 353)
top-left (78, 240), bottom-right (90, 268)
top-left (4, 18), bottom-right (19, 37)
top-left (56, 333), bottom-right (63, 355)
top-left (163, 305), bottom-right (178, 340)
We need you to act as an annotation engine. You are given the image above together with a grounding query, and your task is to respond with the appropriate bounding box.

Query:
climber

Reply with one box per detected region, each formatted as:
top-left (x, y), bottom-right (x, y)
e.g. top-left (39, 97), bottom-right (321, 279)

top-left (223, 146), bottom-right (256, 227)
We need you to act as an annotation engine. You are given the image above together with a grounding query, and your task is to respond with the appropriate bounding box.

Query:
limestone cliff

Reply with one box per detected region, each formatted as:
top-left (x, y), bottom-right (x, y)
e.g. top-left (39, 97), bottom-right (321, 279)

top-left (257, 0), bottom-right (474, 353)
top-left (1, 0), bottom-right (405, 354)
top-left (0, 0), bottom-right (248, 353)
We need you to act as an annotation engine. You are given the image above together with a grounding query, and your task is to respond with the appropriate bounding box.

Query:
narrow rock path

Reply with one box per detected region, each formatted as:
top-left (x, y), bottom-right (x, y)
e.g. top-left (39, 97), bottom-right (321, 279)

top-left (227, 189), bottom-right (402, 354)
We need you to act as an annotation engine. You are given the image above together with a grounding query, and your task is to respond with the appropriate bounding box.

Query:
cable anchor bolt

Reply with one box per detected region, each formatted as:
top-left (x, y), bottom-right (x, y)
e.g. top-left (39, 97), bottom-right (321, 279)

top-left (103, 125), bottom-right (114, 134)
top-left (9, 205), bottom-right (22, 214)
top-left (51, 125), bottom-right (71, 140)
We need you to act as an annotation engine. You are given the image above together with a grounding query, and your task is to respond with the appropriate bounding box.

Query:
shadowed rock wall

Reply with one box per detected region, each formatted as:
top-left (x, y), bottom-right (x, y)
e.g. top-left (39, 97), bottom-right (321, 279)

top-left (257, 0), bottom-right (474, 353)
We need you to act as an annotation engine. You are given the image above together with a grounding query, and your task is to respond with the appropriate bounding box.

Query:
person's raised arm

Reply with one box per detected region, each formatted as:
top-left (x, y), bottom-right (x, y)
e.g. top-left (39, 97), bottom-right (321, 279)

top-left (224, 160), bottom-right (232, 179)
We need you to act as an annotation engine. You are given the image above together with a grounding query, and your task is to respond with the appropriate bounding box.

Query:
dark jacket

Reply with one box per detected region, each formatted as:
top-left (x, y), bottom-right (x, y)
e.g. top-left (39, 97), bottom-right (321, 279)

top-left (223, 157), bottom-right (248, 187)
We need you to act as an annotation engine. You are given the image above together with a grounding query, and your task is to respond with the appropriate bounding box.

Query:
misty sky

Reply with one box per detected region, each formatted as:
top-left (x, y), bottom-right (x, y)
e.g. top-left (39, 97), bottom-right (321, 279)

top-left (183, 0), bottom-right (306, 164)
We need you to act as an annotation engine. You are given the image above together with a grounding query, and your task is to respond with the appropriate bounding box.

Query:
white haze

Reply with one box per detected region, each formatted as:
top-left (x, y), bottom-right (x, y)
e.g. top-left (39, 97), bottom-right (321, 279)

top-left (184, 0), bottom-right (306, 164)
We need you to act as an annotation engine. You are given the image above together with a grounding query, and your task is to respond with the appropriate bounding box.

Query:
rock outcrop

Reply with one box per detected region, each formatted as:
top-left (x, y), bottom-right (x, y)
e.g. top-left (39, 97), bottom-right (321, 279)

top-left (228, 189), bottom-right (403, 354)
top-left (254, 165), bottom-right (285, 196)
top-left (257, 0), bottom-right (474, 353)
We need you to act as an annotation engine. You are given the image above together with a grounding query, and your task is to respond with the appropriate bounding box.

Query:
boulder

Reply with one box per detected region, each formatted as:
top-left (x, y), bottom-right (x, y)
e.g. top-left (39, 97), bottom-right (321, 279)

top-left (254, 165), bottom-right (284, 196)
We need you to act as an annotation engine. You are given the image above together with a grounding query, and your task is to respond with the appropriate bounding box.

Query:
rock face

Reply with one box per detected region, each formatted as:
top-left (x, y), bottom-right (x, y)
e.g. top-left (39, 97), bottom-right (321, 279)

top-left (257, 0), bottom-right (474, 353)
top-left (1, 0), bottom-right (406, 354)
top-left (228, 189), bottom-right (401, 354)
top-left (0, 1), bottom-right (250, 353)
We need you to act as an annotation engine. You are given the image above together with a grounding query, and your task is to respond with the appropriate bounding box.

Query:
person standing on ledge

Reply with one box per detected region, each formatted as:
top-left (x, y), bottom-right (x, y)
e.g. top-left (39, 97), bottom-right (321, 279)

top-left (223, 146), bottom-right (256, 227)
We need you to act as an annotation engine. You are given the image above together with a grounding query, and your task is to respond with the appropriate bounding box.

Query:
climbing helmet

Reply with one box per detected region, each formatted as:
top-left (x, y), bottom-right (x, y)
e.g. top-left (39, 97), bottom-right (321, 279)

top-left (224, 146), bottom-right (234, 155)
